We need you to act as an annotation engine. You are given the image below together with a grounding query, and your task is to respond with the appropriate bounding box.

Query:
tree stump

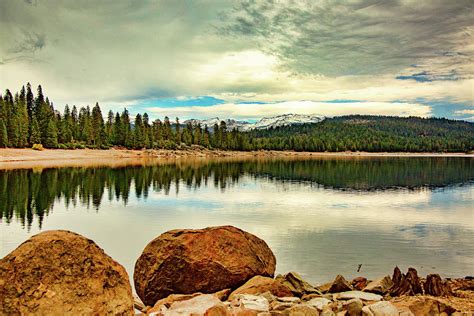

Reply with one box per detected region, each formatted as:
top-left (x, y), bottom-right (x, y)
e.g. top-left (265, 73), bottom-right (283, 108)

top-left (389, 267), bottom-right (423, 296)
top-left (424, 274), bottom-right (452, 296)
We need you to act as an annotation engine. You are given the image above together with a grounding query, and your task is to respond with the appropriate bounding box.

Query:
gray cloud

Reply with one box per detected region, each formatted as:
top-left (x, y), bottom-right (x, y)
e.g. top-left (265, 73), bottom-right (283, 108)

top-left (220, 0), bottom-right (474, 77)
top-left (0, 0), bottom-right (472, 114)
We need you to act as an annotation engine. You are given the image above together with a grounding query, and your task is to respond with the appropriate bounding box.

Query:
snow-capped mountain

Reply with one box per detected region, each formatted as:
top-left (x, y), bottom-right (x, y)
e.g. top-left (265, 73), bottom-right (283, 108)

top-left (184, 118), bottom-right (250, 130)
top-left (184, 114), bottom-right (324, 131)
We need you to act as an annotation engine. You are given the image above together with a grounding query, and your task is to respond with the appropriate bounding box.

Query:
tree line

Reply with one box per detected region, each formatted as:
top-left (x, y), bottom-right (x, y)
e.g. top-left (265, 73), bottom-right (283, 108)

top-left (0, 84), bottom-right (473, 152)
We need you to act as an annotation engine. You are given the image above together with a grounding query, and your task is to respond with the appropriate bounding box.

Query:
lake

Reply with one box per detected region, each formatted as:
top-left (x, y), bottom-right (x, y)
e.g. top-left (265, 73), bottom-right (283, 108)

top-left (1, 156), bottom-right (473, 287)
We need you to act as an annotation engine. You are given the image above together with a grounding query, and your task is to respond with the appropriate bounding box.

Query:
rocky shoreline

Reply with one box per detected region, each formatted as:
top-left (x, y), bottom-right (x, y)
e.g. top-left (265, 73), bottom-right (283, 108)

top-left (1, 226), bottom-right (473, 315)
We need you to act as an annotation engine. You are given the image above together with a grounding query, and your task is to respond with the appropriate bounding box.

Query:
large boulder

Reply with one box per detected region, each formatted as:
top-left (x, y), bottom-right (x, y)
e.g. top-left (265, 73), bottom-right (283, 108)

top-left (134, 226), bottom-right (276, 306)
top-left (0, 230), bottom-right (133, 315)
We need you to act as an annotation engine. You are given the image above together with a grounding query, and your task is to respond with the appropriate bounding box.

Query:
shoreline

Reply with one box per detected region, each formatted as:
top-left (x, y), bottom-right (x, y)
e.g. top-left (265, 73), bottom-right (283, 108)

top-left (0, 148), bottom-right (472, 170)
top-left (2, 148), bottom-right (472, 163)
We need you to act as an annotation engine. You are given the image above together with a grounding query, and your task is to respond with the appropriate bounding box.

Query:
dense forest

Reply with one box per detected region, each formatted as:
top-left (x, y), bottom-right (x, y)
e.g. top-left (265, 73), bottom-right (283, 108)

top-left (0, 84), bottom-right (473, 152)
top-left (1, 157), bottom-right (472, 228)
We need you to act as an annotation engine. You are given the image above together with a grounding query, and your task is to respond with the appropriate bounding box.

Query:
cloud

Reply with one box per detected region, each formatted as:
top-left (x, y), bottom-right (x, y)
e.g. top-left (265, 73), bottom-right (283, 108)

top-left (0, 0), bottom-right (472, 120)
top-left (220, 0), bottom-right (474, 77)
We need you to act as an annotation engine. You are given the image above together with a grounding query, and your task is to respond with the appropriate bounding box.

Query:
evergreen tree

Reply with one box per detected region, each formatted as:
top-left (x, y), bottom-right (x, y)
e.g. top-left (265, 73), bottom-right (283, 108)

top-left (17, 87), bottom-right (29, 147)
top-left (121, 109), bottom-right (131, 147)
top-left (106, 110), bottom-right (114, 144)
top-left (29, 116), bottom-right (41, 144)
top-left (0, 120), bottom-right (7, 147)
top-left (91, 103), bottom-right (105, 146)
top-left (113, 112), bottom-right (123, 145)
top-left (44, 119), bottom-right (58, 148)
top-left (71, 105), bottom-right (78, 141)
top-left (163, 116), bottom-right (171, 140)
top-left (133, 113), bottom-right (144, 149)
top-left (175, 117), bottom-right (181, 144)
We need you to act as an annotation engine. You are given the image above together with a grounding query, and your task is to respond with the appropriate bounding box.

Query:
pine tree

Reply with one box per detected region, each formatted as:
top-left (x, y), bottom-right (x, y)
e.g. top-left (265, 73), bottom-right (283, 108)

top-left (113, 112), bottom-right (122, 145)
top-left (121, 109), bottom-right (131, 147)
top-left (44, 119), bottom-right (58, 148)
top-left (143, 113), bottom-right (151, 148)
top-left (29, 116), bottom-right (41, 144)
top-left (0, 120), bottom-right (8, 147)
top-left (163, 116), bottom-right (171, 140)
top-left (71, 105), bottom-right (78, 141)
top-left (134, 114), bottom-right (144, 149)
top-left (17, 87), bottom-right (29, 147)
top-left (62, 105), bottom-right (73, 143)
top-left (91, 102), bottom-right (105, 146)
top-left (106, 110), bottom-right (114, 144)
top-left (175, 117), bottom-right (181, 144)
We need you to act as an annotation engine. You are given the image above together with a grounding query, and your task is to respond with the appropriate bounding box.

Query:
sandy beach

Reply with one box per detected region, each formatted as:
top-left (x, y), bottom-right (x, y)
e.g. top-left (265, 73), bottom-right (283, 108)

top-left (0, 148), bottom-right (472, 170)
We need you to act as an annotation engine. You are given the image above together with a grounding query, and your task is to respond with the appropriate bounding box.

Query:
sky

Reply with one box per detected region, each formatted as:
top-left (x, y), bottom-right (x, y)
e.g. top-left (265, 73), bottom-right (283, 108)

top-left (0, 0), bottom-right (473, 121)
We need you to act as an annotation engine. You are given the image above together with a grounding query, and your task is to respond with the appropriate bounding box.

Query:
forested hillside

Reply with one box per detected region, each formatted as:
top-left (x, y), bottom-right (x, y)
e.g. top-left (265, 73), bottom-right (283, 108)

top-left (0, 84), bottom-right (473, 152)
top-left (247, 116), bottom-right (474, 152)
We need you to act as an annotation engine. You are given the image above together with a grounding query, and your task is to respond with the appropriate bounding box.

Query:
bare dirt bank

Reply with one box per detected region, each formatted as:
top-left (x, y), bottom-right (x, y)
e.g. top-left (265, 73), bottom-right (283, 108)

top-left (0, 148), bottom-right (472, 170)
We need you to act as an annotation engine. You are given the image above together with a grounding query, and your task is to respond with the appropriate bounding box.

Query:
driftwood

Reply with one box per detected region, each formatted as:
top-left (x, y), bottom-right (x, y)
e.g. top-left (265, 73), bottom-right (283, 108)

top-left (389, 267), bottom-right (423, 296)
top-left (424, 274), bottom-right (452, 296)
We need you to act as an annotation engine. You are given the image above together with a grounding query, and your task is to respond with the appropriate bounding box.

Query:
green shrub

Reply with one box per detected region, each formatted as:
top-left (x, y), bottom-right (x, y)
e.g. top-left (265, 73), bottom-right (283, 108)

top-left (32, 144), bottom-right (44, 151)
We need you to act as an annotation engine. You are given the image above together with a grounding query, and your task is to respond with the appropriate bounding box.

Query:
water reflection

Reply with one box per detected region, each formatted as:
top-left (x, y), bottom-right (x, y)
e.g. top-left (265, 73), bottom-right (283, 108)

top-left (1, 157), bottom-right (473, 284)
top-left (0, 157), bottom-right (472, 229)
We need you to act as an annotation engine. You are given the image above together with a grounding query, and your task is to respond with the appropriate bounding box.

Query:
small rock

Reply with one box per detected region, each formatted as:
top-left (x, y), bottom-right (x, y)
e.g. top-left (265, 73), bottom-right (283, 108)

top-left (148, 292), bottom-right (203, 313)
top-left (229, 276), bottom-right (294, 301)
top-left (328, 275), bottom-right (353, 293)
top-left (205, 304), bottom-right (230, 316)
top-left (287, 305), bottom-right (320, 316)
top-left (363, 276), bottom-right (393, 295)
top-left (306, 297), bottom-right (332, 310)
top-left (343, 299), bottom-right (363, 316)
top-left (163, 294), bottom-right (225, 315)
top-left (277, 297), bottom-right (300, 303)
top-left (276, 272), bottom-right (321, 297)
top-left (362, 301), bottom-right (399, 316)
top-left (320, 307), bottom-right (336, 316)
top-left (352, 278), bottom-right (368, 291)
top-left (333, 291), bottom-right (382, 302)
top-left (233, 294), bottom-right (270, 312)
top-left (399, 297), bottom-right (457, 315)
top-left (302, 293), bottom-right (330, 301)
top-left (231, 307), bottom-right (259, 316)
top-left (270, 301), bottom-right (294, 311)
top-left (214, 288), bottom-right (232, 301)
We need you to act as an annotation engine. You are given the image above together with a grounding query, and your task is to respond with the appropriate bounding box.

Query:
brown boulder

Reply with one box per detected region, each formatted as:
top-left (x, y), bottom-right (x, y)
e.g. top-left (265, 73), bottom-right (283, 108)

top-left (229, 276), bottom-right (293, 300)
top-left (328, 275), bottom-right (353, 293)
top-left (0, 230), bottom-right (133, 315)
top-left (134, 226), bottom-right (276, 306)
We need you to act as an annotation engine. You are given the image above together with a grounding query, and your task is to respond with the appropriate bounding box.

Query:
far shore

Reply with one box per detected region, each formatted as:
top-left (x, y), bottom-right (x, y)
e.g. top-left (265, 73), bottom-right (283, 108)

top-left (0, 148), bottom-right (472, 170)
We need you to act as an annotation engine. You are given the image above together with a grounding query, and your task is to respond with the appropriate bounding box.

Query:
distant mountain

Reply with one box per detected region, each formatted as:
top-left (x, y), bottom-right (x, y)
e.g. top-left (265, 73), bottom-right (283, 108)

top-left (184, 113), bottom-right (325, 131)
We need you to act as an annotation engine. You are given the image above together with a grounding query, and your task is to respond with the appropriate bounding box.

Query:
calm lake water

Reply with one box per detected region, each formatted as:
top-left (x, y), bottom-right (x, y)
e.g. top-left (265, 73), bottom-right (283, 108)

top-left (1, 157), bottom-right (473, 287)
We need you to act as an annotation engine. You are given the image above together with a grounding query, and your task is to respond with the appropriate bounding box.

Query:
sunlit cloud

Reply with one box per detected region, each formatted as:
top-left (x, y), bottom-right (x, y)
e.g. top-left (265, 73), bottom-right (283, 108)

top-left (0, 0), bottom-right (472, 119)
